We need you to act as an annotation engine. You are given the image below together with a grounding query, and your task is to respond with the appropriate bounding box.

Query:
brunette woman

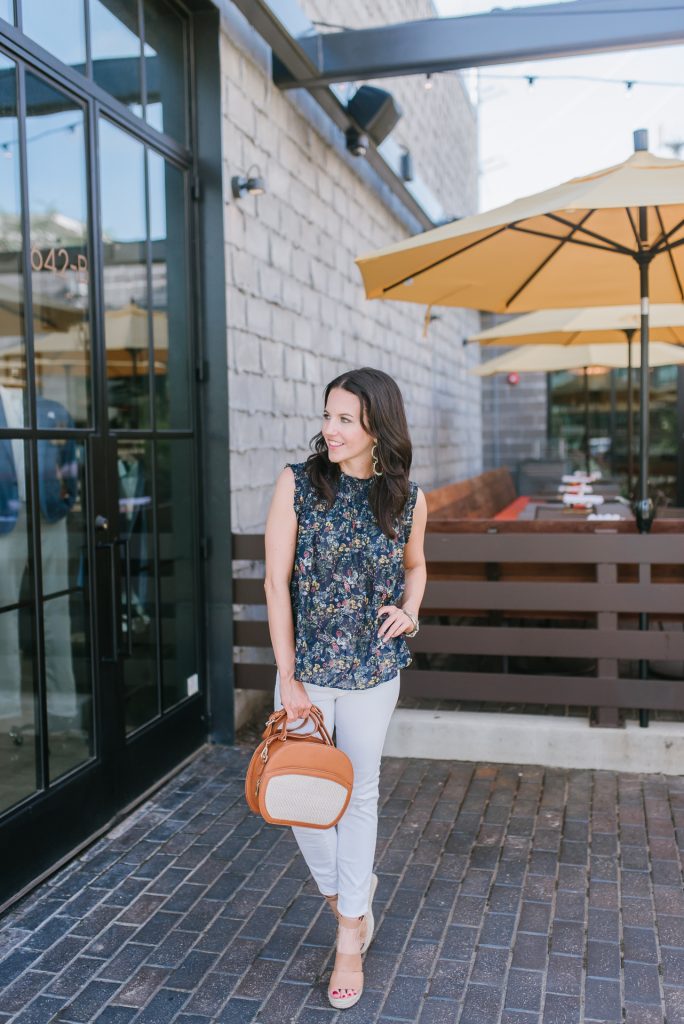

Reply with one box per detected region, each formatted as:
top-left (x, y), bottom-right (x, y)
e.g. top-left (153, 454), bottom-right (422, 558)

top-left (264, 367), bottom-right (427, 1010)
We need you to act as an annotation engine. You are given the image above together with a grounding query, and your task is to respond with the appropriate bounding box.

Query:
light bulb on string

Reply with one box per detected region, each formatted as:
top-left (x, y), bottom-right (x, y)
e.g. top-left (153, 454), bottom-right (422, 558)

top-left (424, 74), bottom-right (433, 91)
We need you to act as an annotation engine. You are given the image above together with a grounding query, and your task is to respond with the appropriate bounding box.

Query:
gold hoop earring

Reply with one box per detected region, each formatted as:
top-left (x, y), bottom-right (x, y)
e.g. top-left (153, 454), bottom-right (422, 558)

top-left (371, 443), bottom-right (383, 477)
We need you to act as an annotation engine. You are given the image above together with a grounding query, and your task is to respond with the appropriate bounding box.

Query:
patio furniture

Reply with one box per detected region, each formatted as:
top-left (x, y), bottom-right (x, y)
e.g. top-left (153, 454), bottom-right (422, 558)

top-left (425, 468), bottom-right (517, 521)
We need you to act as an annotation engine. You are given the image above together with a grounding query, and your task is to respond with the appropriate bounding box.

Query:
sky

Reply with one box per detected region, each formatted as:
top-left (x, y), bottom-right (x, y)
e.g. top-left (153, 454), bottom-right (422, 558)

top-left (434, 0), bottom-right (684, 211)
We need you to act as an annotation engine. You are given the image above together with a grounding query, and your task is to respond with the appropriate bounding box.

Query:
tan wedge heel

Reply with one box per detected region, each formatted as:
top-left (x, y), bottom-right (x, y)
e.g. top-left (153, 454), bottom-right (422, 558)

top-left (328, 914), bottom-right (364, 1010)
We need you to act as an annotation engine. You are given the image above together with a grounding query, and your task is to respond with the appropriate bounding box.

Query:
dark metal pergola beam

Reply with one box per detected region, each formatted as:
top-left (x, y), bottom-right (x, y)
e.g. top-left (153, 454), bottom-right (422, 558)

top-left (229, 0), bottom-right (438, 228)
top-left (272, 0), bottom-right (684, 89)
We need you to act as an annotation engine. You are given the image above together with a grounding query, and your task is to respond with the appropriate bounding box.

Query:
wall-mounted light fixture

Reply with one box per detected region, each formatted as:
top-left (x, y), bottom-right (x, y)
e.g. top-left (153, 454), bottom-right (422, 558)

top-left (345, 128), bottom-right (368, 158)
top-left (231, 165), bottom-right (266, 199)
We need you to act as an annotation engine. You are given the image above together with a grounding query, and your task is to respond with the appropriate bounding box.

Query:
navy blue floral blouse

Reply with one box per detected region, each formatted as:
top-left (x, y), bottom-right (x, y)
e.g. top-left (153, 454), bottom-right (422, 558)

top-left (286, 461), bottom-right (419, 690)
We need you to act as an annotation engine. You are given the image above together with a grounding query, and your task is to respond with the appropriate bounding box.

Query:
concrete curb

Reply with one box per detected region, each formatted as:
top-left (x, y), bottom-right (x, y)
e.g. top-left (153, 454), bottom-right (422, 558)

top-left (384, 708), bottom-right (684, 774)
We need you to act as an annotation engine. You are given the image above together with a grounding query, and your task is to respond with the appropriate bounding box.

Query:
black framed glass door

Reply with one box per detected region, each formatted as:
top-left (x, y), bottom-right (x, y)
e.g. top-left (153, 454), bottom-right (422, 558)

top-left (0, 1), bottom-right (205, 906)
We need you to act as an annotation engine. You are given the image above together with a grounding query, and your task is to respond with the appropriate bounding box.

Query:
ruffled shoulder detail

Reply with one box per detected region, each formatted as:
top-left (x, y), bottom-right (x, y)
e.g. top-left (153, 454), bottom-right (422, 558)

top-left (285, 462), bottom-right (308, 518)
top-left (401, 481), bottom-right (419, 542)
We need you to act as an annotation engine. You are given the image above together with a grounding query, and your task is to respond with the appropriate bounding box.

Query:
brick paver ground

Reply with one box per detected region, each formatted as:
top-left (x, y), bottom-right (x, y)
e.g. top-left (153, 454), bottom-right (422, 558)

top-left (1, 744), bottom-right (683, 1024)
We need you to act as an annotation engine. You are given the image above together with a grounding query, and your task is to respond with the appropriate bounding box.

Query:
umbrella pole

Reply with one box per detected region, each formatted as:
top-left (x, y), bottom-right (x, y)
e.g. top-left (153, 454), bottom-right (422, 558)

top-left (636, 227), bottom-right (654, 728)
top-left (625, 329), bottom-right (634, 498)
top-left (635, 233), bottom-right (654, 531)
top-left (583, 367), bottom-right (591, 473)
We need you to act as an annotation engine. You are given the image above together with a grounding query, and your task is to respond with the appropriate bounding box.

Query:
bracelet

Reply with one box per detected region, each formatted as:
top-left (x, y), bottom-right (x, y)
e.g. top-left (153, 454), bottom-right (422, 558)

top-left (402, 609), bottom-right (419, 637)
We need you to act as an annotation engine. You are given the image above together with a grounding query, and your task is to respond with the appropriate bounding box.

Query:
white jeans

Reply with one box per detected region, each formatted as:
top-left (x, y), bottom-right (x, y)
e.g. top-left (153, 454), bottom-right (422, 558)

top-left (274, 670), bottom-right (400, 917)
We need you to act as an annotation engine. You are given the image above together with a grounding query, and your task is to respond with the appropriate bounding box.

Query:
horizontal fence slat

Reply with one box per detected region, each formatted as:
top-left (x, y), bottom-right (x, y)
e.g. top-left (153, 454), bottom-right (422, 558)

top-left (234, 577), bottom-right (684, 613)
top-left (233, 534), bottom-right (265, 560)
top-left (400, 670), bottom-right (684, 710)
top-left (411, 625), bottom-right (684, 661)
top-left (234, 622), bottom-right (270, 646)
top-left (235, 663), bottom-right (275, 690)
top-left (423, 581), bottom-right (684, 614)
top-left (235, 621), bottom-right (684, 662)
top-left (234, 579), bottom-right (267, 604)
top-left (234, 532), bottom-right (684, 565)
top-left (423, 533), bottom-right (684, 564)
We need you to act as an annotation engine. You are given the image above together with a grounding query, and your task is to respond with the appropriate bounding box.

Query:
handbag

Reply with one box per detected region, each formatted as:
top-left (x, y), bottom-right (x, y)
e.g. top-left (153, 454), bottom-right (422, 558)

top-left (245, 705), bottom-right (354, 829)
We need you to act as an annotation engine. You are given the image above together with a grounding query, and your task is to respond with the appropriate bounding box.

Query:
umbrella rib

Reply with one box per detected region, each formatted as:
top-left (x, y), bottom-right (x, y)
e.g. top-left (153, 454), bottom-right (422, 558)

top-left (379, 225), bottom-right (509, 294)
top-left (652, 213), bottom-right (684, 256)
top-left (504, 212), bottom-right (595, 308)
top-left (545, 213), bottom-right (635, 255)
top-left (509, 224), bottom-right (625, 255)
top-left (654, 206), bottom-right (684, 301)
top-left (625, 208), bottom-right (642, 250)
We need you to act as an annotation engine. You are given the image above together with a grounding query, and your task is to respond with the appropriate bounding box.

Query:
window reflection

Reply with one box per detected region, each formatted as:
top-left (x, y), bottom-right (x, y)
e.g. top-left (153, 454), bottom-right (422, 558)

top-left (26, 74), bottom-right (90, 427)
top-left (21, 0), bottom-right (86, 71)
top-left (0, 56), bottom-right (25, 398)
top-left (143, 0), bottom-right (185, 142)
top-left (549, 366), bottom-right (680, 503)
top-left (157, 440), bottom-right (198, 710)
top-left (0, 610), bottom-right (38, 814)
top-left (99, 119), bottom-right (150, 429)
top-left (118, 438), bottom-right (158, 732)
top-left (42, 440), bottom-right (92, 781)
top-left (90, 0), bottom-right (143, 118)
top-left (148, 152), bottom-right (190, 428)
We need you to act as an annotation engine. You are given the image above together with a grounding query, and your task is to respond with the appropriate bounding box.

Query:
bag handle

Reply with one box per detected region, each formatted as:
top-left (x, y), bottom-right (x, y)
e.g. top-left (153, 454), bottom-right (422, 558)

top-left (262, 704), bottom-right (334, 747)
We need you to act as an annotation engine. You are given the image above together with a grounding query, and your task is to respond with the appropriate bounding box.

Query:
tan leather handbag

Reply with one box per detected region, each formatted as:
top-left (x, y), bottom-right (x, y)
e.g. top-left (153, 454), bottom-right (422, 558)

top-left (245, 705), bottom-right (354, 829)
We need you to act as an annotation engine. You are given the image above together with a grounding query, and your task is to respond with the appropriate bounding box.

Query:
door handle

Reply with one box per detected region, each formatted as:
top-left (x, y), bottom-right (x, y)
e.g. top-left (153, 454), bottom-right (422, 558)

top-left (117, 537), bottom-right (133, 657)
top-left (96, 539), bottom-right (119, 662)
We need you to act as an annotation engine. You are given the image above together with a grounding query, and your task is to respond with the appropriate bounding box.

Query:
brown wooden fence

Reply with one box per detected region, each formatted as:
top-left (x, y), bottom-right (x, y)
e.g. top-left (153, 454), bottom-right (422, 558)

top-left (232, 530), bottom-right (684, 727)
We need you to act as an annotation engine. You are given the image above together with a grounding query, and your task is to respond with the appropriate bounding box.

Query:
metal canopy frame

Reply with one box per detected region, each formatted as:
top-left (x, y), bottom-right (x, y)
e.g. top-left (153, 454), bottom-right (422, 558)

top-left (272, 0), bottom-right (684, 89)
top-left (228, 0), bottom-right (684, 228)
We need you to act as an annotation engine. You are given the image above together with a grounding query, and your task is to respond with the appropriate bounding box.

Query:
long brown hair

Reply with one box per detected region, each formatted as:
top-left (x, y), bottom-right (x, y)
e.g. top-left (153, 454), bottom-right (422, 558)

top-left (303, 367), bottom-right (412, 539)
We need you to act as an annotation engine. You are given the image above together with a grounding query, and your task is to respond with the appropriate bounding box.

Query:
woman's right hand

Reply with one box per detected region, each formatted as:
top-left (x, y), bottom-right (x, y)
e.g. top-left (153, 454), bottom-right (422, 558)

top-left (280, 678), bottom-right (313, 722)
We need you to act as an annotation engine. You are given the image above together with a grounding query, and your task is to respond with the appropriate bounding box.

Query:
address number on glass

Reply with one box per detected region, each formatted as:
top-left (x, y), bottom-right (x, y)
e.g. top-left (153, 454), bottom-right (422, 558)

top-left (31, 247), bottom-right (89, 276)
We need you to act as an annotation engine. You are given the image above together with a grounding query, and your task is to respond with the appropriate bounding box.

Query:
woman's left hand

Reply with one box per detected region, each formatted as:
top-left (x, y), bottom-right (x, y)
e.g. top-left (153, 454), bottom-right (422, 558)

top-left (377, 605), bottom-right (413, 642)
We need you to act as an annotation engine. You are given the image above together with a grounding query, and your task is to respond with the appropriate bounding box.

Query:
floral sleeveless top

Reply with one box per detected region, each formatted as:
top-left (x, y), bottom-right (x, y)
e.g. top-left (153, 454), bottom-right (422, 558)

top-left (286, 462), bottom-right (419, 690)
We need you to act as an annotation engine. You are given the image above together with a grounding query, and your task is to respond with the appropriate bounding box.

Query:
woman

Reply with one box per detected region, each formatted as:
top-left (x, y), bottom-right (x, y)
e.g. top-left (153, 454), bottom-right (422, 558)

top-left (264, 367), bottom-right (427, 1010)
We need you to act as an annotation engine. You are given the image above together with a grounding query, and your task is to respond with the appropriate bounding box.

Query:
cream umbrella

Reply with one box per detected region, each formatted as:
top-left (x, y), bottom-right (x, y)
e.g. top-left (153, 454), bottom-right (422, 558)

top-left (356, 132), bottom-right (684, 531)
top-left (470, 341), bottom-right (684, 375)
top-left (469, 304), bottom-right (684, 347)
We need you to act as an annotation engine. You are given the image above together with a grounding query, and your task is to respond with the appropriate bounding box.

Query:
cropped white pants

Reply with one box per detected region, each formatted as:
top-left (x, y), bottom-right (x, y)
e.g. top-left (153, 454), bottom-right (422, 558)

top-left (274, 671), bottom-right (400, 917)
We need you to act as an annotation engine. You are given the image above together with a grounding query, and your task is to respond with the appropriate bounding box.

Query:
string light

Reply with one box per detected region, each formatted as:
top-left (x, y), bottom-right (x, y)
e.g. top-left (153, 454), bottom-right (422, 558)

top-left (477, 70), bottom-right (684, 91)
top-left (424, 73), bottom-right (433, 91)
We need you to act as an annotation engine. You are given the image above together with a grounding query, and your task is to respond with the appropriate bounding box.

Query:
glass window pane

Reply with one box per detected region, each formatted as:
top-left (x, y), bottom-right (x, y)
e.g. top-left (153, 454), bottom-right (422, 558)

top-left (0, 56), bottom-right (26, 401)
top-left (157, 440), bottom-right (198, 710)
top-left (0, 1), bottom-right (14, 25)
top-left (0, 609), bottom-right (39, 813)
top-left (0, 433), bottom-right (36, 813)
top-left (148, 153), bottom-right (190, 428)
top-left (40, 440), bottom-right (93, 780)
top-left (143, 0), bottom-right (185, 142)
top-left (26, 74), bottom-right (90, 427)
top-left (21, 0), bottom-right (86, 72)
top-left (89, 0), bottom-right (143, 118)
top-left (99, 119), bottom-right (149, 429)
top-left (118, 438), bottom-right (158, 732)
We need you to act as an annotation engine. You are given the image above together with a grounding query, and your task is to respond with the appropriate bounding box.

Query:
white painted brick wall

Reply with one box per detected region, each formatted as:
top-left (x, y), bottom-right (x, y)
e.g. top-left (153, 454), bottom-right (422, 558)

top-left (220, 3), bottom-right (482, 531)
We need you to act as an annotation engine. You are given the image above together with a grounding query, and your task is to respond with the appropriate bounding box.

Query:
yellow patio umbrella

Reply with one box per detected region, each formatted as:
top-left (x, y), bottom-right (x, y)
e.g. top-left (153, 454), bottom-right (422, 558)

top-left (356, 132), bottom-right (684, 530)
